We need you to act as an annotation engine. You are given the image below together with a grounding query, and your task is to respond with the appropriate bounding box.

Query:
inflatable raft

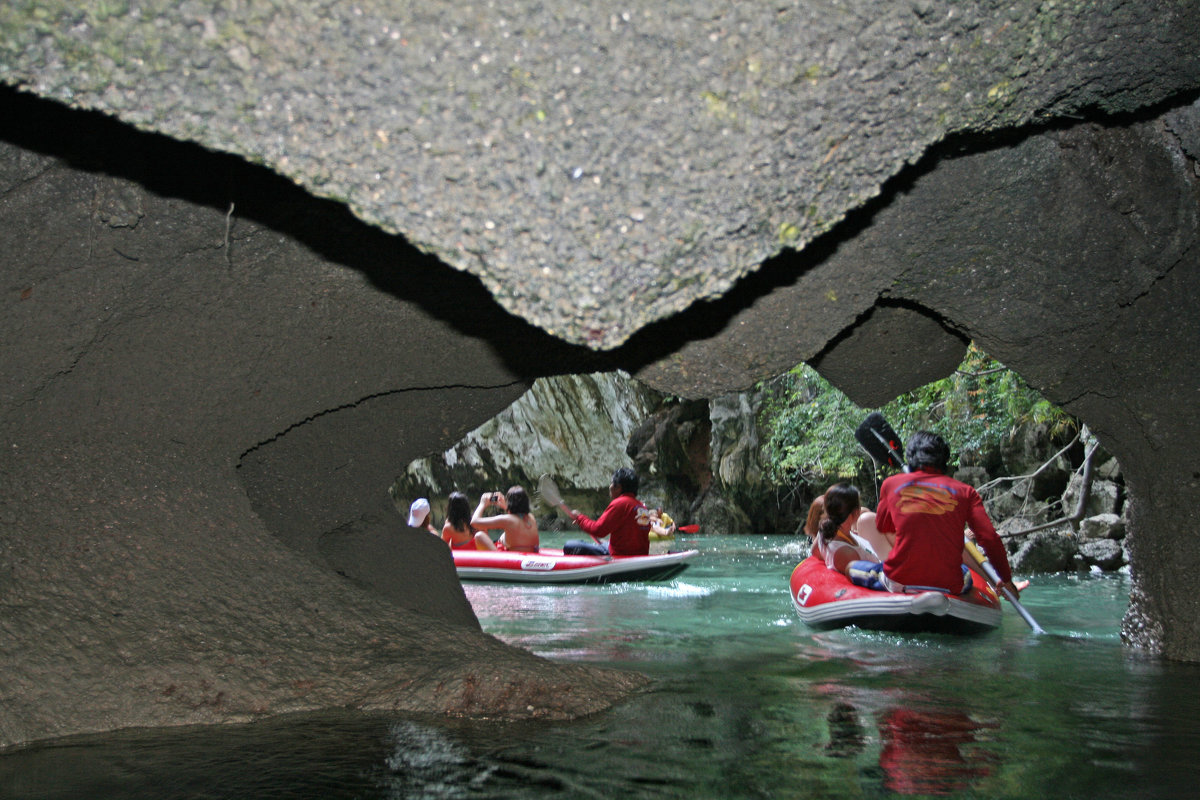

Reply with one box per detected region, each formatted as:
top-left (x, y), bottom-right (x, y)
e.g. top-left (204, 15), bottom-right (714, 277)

top-left (789, 555), bottom-right (1001, 635)
top-left (454, 547), bottom-right (699, 584)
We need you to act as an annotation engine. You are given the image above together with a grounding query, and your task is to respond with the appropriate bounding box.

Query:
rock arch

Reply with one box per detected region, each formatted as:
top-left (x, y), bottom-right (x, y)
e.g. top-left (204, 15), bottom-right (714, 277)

top-left (1, 1), bottom-right (1199, 746)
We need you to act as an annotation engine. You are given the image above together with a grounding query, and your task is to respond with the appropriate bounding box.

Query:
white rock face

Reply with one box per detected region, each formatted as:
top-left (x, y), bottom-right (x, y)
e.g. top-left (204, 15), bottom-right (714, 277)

top-left (709, 390), bottom-right (766, 493)
top-left (400, 371), bottom-right (662, 493)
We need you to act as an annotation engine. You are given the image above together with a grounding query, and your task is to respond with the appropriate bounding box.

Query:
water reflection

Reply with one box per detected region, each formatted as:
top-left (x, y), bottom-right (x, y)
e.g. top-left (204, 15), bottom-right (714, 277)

top-left (0, 712), bottom-right (488, 800)
top-left (379, 720), bottom-right (494, 799)
top-left (823, 702), bottom-right (866, 758)
top-left (877, 708), bottom-right (996, 795)
top-left (805, 660), bottom-right (998, 795)
top-left (4, 537), bottom-right (1199, 799)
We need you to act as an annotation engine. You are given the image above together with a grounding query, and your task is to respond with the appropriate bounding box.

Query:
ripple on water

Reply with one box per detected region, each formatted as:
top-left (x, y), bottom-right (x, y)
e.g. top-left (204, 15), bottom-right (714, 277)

top-left (5, 538), bottom-right (1193, 800)
top-left (644, 581), bottom-right (712, 598)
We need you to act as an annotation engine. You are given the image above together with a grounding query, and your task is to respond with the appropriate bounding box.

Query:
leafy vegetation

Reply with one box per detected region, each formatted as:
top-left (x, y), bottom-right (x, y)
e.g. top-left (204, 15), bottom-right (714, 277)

top-left (760, 343), bottom-right (1076, 489)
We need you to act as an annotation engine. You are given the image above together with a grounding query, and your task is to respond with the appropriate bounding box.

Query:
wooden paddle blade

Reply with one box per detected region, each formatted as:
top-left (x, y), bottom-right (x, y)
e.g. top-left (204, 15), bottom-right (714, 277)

top-left (855, 412), bottom-right (905, 469)
top-left (537, 473), bottom-right (565, 507)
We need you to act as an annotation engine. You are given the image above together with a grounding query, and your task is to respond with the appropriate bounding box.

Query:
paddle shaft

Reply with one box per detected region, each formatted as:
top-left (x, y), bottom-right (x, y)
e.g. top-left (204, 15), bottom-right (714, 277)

top-left (552, 482), bottom-right (604, 544)
top-left (560, 503), bottom-right (602, 544)
top-left (558, 500), bottom-right (602, 544)
top-left (963, 539), bottom-right (1045, 634)
top-left (541, 475), bottom-right (602, 545)
top-left (870, 428), bottom-right (905, 469)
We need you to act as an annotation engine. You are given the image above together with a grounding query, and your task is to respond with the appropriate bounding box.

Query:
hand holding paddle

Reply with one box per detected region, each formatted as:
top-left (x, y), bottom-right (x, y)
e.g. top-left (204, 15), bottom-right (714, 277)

top-left (964, 538), bottom-right (1045, 634)
top-left (538, 473), bottom-right (603, 545)
top-left (537, 473), bottom-right (571, 515)
top-left (538, 473), bottom-right (698, 541)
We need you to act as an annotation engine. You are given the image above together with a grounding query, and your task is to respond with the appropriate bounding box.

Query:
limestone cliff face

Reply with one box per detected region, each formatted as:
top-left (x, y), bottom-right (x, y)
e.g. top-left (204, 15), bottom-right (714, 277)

top-left (395, 372), bottom-right (790, 535)
top-left (706, 389), bottom-right (771, 530)
top-left (394, 372), bottom-right (662, 516)
top-left (637, 385), bottom-right (784, 536)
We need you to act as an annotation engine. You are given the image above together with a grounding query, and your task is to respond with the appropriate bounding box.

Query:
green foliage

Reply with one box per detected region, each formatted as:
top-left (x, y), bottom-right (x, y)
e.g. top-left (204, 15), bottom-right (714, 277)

top-left (760, 344), bottom-right (1075, 488)
top-left (760, 368), bottom-right (869, 483)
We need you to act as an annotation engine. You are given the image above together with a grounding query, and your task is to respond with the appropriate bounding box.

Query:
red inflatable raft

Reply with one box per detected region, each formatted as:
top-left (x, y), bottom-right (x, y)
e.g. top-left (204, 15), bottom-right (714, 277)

top-left (789, 555), bottom-right (1001, 635)
top-left (454, 547), bottom-right (699, 584)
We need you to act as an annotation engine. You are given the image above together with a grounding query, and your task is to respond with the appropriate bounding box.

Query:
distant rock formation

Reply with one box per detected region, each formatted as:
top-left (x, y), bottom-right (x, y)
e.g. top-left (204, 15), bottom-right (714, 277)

top-left (2, 0), bottom-right (1199, 748)
top-left (393, 371), bottom-right (661, 520)
top-left (395, 372), bottom-right (808, 535)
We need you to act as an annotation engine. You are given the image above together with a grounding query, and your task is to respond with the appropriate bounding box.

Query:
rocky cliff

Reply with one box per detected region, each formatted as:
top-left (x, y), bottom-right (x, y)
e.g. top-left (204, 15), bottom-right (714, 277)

top-left (393, 372), bottom-right (790, 534)
top-left (393, 371), bottom-right (661, 519)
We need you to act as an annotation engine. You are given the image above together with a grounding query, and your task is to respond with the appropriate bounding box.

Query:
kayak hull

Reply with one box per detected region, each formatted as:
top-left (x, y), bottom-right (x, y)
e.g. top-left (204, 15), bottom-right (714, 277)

top-left (789, 556), bottom-right (1002, 635)
top-left (454, 548), bottom-right (699, 584)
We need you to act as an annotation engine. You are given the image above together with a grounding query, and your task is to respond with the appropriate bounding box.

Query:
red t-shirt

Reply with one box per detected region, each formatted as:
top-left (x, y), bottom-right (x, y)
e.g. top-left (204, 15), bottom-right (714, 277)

top-left (876, 469), bottom-right (1013, 591)
top-left (572, 493), bottom-right (651, 556)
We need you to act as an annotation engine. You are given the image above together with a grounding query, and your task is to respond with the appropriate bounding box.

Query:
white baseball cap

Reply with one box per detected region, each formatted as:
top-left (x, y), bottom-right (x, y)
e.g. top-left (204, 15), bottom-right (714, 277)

top-left (407, 497), bottom-right (431, 527)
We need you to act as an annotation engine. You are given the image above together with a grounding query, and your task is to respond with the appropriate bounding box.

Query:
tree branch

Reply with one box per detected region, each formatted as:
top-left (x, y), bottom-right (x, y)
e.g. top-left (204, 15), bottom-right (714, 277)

top-left (997, 436), bottom-right (1101, 541)
top-left (955, 366), bottom-right (1008, 378)
top-left (977, 430), bottom-right (1081, 494)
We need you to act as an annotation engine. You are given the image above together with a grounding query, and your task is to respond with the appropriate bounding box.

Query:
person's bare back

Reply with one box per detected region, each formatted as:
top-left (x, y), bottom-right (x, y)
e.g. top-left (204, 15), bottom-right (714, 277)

top-left (471, 487), bottom-right (540, 552)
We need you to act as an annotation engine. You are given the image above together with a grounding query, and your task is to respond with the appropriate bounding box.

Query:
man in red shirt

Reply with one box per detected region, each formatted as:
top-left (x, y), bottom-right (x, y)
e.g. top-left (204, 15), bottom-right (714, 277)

top-left (852, 430), bottom-right (1018, 597)
top-left (562, 467), bottom-right (652, 556)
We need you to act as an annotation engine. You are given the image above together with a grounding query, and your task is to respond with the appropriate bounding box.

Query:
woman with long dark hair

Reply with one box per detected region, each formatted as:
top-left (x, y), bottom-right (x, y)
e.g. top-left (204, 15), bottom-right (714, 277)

top-left (472, 485), bottom-right (539, 552)
top-left (813, 483), bottom-right (877, 576)
top-left (441, 491), bottom-right (477, 549)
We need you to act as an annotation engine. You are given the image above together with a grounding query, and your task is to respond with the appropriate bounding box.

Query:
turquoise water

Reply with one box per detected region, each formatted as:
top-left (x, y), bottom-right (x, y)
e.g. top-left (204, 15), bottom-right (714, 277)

top-left (4, 534), bottom-right (1199, 799)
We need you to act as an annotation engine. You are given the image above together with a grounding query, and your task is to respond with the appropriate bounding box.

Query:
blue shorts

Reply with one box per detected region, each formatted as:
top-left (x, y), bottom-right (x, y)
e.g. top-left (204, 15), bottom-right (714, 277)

top-left (564, 539), bottom-right (608, 556)
top-left (848, 561), bottom-right (972, 594)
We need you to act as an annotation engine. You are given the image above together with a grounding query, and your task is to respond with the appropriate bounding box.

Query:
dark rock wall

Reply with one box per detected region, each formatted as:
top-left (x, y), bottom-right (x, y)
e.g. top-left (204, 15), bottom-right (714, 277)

top-left (2, 1), bottom-right (1196, 349)
top-left (0, 92), bottom-right (636, 747)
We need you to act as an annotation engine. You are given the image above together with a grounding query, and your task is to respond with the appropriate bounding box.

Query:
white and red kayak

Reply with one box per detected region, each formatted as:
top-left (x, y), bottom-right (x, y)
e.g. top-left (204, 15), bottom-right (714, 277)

top-left (789, 555), bottom-right (1002, 635)
top-left (453, 547), bottom-right (699, 584)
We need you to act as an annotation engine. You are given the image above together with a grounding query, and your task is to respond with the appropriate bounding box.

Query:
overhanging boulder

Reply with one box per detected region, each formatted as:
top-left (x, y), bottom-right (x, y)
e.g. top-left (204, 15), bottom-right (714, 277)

top-left (2, 1), bottom-right (1195, 348)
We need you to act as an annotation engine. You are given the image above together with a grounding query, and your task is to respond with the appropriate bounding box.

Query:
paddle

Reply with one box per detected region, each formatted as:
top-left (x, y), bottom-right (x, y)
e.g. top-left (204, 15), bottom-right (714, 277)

top-left (855, 411), bottom-right (907, 470)
top-left (963, 539), bottom-right (1045, 634)
top-left (855, 413), bottom-right (1046, 634)
top-left (677, 524), bottom-right (699, 534)
top-left (537, 473), bottom-right (601, 545)
top-left (537, 472), bottom-right (570, 514)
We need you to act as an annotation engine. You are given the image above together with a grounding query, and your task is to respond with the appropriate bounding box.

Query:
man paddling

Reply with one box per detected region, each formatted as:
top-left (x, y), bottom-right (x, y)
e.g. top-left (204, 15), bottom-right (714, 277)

top-left (848, 431), bottom-right (1019, 599)
top-left (562, 467), bottom-right (652, 556)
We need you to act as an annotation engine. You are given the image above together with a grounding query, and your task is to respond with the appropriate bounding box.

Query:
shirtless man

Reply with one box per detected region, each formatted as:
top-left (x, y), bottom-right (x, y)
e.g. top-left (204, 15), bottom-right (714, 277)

top-left (472, 486), bottom-right (539, 552)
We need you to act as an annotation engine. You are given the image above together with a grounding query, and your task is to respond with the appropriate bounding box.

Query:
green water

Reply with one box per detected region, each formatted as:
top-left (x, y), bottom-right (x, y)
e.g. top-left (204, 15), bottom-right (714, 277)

top-left (4, 535), bottom-right (1198, 799)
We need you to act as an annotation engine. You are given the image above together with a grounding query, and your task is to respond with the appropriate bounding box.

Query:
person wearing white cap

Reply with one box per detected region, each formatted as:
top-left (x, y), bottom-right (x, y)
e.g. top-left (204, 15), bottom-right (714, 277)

top-left (407, 497), bottom-right (437, 535)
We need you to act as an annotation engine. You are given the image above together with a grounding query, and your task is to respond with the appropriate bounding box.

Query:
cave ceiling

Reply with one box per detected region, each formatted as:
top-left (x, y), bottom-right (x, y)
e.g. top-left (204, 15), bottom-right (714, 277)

top-left (3, 0), bottom-right (1196, 364)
